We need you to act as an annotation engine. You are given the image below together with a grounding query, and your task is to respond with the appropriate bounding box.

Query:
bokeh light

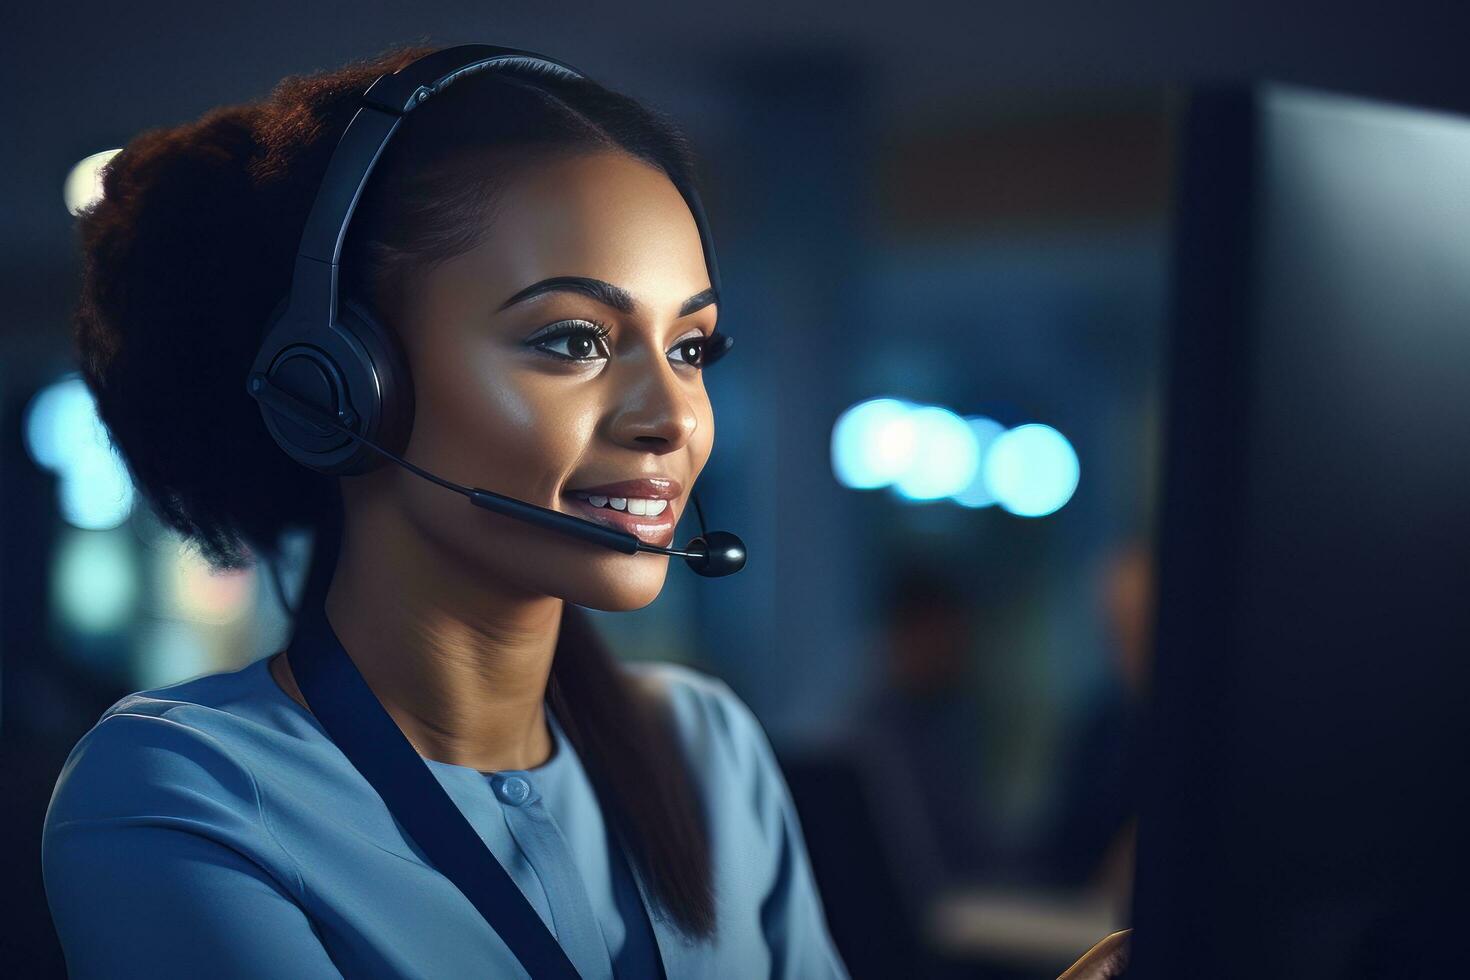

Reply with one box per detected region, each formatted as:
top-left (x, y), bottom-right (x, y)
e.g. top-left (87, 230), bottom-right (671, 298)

top-left (833, 398), bottom-right (1079, 517)
top-left (891, 405), bottom-right (981, 500)
top-left (166, 537), bottom-right (256, 625)
top-left (52, 527), bottom-right (139, 634)
top-left (25, 376), bottom-right (96, 471)
top-left (25, 374), bottom-right (136, 530)
top-left (132, 620), bottom-right (216, 691)
top-left (64, 148), bottom-right (122, 216)
top-left (983, 423), bottom-right (1081, 517)
top-left (951, 416), bottom-right (1008, 508)
top-left (831, 397), bottom-right (919, 489)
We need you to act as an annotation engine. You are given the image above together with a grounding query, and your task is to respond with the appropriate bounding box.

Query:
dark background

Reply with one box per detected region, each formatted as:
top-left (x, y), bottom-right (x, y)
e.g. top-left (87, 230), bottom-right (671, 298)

top-left (4, 2), bottom-right (1468, 977)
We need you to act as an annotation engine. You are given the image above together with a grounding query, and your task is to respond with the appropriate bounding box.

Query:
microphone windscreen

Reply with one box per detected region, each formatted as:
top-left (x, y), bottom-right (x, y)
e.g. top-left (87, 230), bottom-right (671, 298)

top-left (687, 530), bottom-right (747, 577)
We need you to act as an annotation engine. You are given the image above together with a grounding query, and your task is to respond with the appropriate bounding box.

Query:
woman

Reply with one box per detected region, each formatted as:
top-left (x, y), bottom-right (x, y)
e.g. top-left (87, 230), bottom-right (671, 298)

top-left (42, 42), bottom-right (848, 979)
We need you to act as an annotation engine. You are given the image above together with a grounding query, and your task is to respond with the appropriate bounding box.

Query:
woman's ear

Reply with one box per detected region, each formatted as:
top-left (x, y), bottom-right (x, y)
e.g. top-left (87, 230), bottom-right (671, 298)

top-left (1057, 929), bottom-right (1131, 980)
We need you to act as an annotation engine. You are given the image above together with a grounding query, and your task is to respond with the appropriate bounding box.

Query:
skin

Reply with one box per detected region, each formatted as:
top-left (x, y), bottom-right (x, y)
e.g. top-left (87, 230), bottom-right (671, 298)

top-left (268, 149), bottom-right (718, 772)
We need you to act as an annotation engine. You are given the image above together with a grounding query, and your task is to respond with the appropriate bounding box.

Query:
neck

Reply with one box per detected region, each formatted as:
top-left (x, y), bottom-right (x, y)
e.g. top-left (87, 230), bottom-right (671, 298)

top-left (306, 501), bottom-right (563, 774)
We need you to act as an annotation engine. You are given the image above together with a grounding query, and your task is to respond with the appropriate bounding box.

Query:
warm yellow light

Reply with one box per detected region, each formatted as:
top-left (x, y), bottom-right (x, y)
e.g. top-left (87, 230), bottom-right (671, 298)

top-left (167, 538), bottom-right (256, 624)
top-left (64, 148), bottom-right (122, 216)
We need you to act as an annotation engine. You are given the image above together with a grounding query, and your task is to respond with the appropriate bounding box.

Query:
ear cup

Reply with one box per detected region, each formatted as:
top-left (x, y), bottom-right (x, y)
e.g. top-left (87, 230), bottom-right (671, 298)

top-left (335, 296), bottom-right (417, 470)
top-left (253, 296), bottom-right (415, 476)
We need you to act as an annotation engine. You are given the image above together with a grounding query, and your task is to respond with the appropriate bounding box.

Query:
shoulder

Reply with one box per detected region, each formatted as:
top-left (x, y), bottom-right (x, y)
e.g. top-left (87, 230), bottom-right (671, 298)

top-left (40, 667), bottom-right (327, 968)
top-left (621, 660), bottom-right (782, 798)
top-left (624, 659), bottom-right (762, 741)
top-left (620, 661), bottom-right (835, 941)
top-left (44, 663), bottom-right (277, 841)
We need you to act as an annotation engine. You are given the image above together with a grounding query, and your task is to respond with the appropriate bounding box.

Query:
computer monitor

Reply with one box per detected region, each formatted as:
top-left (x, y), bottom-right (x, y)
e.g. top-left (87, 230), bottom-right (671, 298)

top-left (1129, 84), bottom-right (1470, 979)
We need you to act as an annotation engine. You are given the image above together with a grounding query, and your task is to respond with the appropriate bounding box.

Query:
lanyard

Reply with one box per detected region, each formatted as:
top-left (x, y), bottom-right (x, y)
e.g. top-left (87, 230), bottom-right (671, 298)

top-left (286, 591), bottom-right (667, 979)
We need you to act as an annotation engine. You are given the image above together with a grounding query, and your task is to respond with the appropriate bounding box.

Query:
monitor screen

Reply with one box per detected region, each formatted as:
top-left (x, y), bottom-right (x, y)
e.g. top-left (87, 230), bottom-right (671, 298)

top-left (1129, 84), bottom-right (1470, 979)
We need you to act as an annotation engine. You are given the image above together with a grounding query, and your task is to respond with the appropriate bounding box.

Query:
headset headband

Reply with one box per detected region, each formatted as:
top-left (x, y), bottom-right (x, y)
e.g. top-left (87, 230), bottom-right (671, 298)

top-left (283, 43), bottom-right (722, 330)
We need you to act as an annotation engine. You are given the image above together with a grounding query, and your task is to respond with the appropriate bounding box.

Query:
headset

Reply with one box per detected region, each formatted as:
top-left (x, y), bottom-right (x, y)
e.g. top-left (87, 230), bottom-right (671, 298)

top-left (245, 43), bottom-right (746, 578)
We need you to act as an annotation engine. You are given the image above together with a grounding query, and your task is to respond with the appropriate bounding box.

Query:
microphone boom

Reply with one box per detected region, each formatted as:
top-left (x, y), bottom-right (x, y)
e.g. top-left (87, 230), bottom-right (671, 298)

top-left (248, 373), bottom-right (745, 577)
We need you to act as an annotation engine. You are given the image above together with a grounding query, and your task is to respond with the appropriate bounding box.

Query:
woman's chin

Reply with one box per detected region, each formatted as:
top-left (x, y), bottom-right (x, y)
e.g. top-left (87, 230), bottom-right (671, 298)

top-left (560, 564), bottom-right (669, 612)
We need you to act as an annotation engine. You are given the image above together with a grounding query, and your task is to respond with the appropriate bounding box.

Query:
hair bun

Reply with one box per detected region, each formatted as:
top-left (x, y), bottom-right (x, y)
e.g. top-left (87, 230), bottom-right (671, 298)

top-left (73, 101), bottom-right (335, 570)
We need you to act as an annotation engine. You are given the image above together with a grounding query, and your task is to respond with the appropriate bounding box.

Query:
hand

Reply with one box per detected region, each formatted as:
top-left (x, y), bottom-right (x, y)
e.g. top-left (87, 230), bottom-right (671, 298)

top-left (1057, 929), bottom-right (1131, 980)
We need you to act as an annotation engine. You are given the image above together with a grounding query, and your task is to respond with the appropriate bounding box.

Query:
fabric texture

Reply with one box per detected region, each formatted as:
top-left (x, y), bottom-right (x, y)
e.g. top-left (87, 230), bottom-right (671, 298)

top-left (42, 655), bottom-right (850, 980)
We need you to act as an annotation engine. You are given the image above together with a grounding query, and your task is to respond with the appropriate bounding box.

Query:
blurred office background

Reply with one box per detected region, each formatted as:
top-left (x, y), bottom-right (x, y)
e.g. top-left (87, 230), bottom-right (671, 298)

top-left (3, 3), bottom-right (1467, 977)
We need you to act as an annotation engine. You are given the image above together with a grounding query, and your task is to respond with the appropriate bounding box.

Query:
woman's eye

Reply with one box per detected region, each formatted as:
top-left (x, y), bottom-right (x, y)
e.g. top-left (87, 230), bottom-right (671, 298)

top-left (669, 335), bottom-right (707, 370)
top-left (530, 321), bottom-right (611, 362)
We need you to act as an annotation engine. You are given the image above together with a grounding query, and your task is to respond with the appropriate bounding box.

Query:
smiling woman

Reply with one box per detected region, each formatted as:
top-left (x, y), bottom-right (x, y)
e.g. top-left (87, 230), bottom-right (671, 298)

top-left (367, 146), bottom-right (728, 607)
top-left (44, 42), bottom-right (847, 979)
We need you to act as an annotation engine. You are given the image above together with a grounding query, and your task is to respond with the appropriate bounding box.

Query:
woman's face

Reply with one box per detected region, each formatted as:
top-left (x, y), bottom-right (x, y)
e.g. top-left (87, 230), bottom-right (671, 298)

top-left (370, 149), bottom-right (718, 611)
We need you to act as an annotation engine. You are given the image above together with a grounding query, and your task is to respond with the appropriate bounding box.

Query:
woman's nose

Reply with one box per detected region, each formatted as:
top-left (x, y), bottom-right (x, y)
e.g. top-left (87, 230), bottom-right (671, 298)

top-left (608, 352), bottom-right (699, 450)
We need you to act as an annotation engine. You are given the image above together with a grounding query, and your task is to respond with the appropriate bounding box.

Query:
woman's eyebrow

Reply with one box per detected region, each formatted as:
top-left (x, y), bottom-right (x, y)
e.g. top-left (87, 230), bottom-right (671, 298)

top-left (495, 275), bottom-right (718, 318)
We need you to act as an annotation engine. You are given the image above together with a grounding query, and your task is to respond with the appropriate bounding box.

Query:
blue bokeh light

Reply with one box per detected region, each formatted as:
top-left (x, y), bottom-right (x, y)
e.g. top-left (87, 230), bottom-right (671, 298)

top-left (831, 397), bottom-right (918, 489)
top-left (52, 527), bottom-right (139, 634)
top-left (951, 416), bottom-right (1008, 508)
top-left (60, 450), bottom-right (137, 531)
top-left (133, 620), bottom-right (214, 691)
top-left (983, 423), bottom-right (1081, 517)
top-left (25, 374), bottom-right (136, 530)
top-left (891, 406), bottom-right (981, 500)
top-left (24, 377), bottom-right (92, 470)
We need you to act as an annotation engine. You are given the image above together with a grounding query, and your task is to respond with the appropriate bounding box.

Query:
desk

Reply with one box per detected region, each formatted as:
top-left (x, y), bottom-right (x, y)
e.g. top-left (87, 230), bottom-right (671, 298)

top-left (925, 886), bottom-right (1126, 974)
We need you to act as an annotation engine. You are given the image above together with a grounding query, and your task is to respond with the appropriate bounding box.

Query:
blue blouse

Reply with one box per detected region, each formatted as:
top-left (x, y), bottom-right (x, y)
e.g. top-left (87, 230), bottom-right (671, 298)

top-left (42, 655), bottom-right (849, 979)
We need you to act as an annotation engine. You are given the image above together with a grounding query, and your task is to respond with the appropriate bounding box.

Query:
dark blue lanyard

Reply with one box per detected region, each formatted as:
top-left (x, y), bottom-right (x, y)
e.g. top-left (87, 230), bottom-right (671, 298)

top-left (286, 592), bottom-right (666, 979)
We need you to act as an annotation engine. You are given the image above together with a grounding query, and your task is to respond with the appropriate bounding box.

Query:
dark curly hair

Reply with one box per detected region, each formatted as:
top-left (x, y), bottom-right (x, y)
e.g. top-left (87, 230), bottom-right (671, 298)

top-left (71, 41), bottom-right (716, 938)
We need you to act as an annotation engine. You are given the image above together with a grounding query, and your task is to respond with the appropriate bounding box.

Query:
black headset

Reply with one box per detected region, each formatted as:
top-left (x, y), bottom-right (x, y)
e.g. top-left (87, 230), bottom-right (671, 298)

top-left (245, 43), bottom-right (745, 577)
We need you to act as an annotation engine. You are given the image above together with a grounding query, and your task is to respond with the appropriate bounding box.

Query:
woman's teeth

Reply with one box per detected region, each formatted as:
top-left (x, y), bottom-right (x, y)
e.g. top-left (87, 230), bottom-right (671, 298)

top-left (579, 494), bottom-right (669, 517)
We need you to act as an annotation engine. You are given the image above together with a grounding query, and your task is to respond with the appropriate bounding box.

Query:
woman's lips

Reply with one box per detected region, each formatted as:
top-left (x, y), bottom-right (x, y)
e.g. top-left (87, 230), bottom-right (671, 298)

top-left (561, 494), bottom-right (678, 549)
